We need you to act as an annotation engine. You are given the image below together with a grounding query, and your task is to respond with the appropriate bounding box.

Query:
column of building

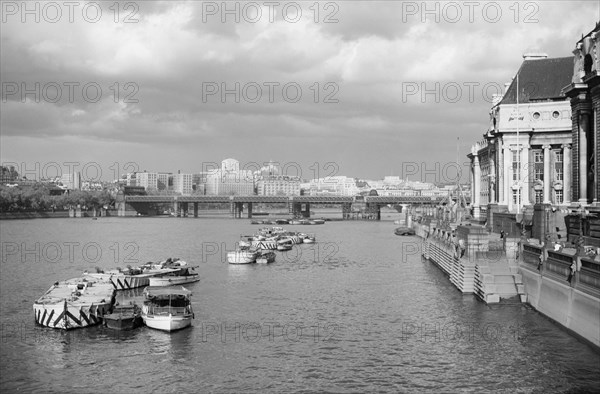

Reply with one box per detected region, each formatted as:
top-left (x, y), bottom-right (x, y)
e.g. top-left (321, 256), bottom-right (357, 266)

top-left (562, 144), bottom-right (572, 204)
top-left (520, 144), bottom-right (530, 206)
top-left (579, 111), bottom-right (590, 203)
top-left (504, 144), bottom-right (512, 211)
top-left (498, 138), bottom-right (505, 205)
top-left (489, 152), bottom-right (496, 204)
top-left (543, 144), bottom-right (552, 204)
top-left (594, 106), bottom-right (599, 205)
top-left (473, 152), bottom-right (481, 218)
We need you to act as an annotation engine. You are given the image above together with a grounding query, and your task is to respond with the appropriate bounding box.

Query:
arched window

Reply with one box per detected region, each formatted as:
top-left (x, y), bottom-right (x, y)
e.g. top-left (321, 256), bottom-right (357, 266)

top-left (584, 54), bottom-right (593, 74)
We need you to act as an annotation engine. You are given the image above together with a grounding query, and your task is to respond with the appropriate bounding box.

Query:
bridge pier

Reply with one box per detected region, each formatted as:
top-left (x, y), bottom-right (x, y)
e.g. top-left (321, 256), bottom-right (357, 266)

top-left (401, 204), bottom-right (409, 226)
top-left (364, 203), bottom-right (381, 220)
top-left (194, 202), bottom-right (198, 218)
top-left (173, 199), bottom-right (179, 217)
top-left (117, 201), bottom-right (126, 217)
top-left (247, 203), bottom-right (253, 219)
top-left (302, 203), bottom-right (311, 218)
top-left (292, 203), bottom-right (301, 218)
top-left (342, 203), bottom-right (352, 220)
top-left (232, 202), bottom-right (243, 219)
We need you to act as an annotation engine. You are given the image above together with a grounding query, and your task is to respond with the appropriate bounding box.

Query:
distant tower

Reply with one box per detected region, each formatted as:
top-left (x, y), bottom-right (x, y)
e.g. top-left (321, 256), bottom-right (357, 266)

top-left (221, 158), bottom-right (240, 172)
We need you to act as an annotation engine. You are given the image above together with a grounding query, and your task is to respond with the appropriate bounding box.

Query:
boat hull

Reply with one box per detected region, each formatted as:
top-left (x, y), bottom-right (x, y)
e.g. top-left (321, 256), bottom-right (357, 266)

top-left (394, 227), bottom-right (416, 236)
top-left (227, 251), bottom-right (258, 264)
top-left (256, 252), bottom-right (276, 264)
top-left (33, 277), bottom-right (115, 330)
top-left (33, 299), bottom-right (113, 329)
top-left (149, 275), bottom-right (200, 286)
top-left (142, 313), bottom-right (193, 331)
top-left (85, 273), bottom-right (151, 290)
top-left (104, 313), bottom-right (143, 331)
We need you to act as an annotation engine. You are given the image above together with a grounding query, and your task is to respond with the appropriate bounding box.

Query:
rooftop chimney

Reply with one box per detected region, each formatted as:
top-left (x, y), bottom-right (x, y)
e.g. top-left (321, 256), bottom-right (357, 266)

top-left (523, 52), bottom-right (548, 60)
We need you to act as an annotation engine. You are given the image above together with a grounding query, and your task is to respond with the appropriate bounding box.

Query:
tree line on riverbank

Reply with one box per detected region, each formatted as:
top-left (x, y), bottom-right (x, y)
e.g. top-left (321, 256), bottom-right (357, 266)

top-left (0, 184), bottom-right (114, 212)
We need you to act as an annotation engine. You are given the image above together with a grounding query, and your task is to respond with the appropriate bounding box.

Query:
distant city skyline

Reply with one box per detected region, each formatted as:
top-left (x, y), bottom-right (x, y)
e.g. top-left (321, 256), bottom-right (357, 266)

top-left (2, 2), bottom-right (598, 181)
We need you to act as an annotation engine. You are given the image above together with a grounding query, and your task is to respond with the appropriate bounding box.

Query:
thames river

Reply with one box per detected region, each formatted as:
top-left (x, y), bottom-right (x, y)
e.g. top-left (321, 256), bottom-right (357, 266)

top-left (1, 217), bottom-right (599, 393)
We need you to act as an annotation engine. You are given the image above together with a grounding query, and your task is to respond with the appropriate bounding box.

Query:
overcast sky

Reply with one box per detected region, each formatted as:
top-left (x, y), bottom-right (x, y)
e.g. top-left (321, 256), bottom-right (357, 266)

top-left (1, 0), bottom-right (598, 183)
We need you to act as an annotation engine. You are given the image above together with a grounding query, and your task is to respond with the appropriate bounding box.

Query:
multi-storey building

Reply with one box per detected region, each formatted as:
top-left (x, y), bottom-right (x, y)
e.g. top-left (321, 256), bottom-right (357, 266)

top-left (309, 176), bottom-right (359, 196)
top-left (205, 159), bottom-right (255, 195)
top-left (257, 175), bottom-right (301, 196)
top-left (137, 172), bottom-right (158, 191)
top-left (157, 173), bottom-right (170, 190)
top-left (564, 24), bottom-right (600, 206)
top-left (59, 172), bottom-right (81, 190)
top-left (468, 54), bottom-right (574, 217)
top-left (173, 172), bottom-right (193, 195)
top-left (0, 166), bottom-right (19, 184)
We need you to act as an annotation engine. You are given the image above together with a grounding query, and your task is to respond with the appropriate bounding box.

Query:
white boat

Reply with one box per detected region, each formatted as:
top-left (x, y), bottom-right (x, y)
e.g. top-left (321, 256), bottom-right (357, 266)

top-left (277, 243), bottom-right (292, 251)
top-left (227, 249), bottom-right (259, 264)
top-left (300, 233), bottom-right (316, 243)
top-left (83, 261), bottom-right (185, 290)
top-left (33, 277), bottom-right (115, 329)
top-left (149, 267), bottom-right (200, 286)
top-left (256, 252), bottom-right (276, 264)
top-left (142, 286), bottom-right (194, 332)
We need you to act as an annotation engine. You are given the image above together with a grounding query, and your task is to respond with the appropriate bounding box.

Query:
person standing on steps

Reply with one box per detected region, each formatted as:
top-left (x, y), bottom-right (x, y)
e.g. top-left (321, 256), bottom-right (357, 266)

top-left (567, 261), bottom-right (576, 284)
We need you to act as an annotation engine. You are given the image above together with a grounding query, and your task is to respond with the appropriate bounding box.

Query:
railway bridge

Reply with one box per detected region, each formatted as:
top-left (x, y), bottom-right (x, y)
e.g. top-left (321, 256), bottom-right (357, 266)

top-left (119, 194), bottom-right (447, 220)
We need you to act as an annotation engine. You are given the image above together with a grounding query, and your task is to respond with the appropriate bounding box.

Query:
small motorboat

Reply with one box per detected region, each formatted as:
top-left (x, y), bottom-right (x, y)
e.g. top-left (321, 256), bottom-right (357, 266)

top-left (394, 227), bottom-right (416, 236)
top-left (227, 249), bottom-right (259, 264)
top-left (84, 260), bottom-right (185, 290)
top-left (149, 266), bottom-right (200, 286)
top-left (104, 303), bottom-right (143, 331)
top-left (277, 243), bottom-right (293, 251)
top-left (142, 286), bottom-right (194, 332)
top-left (300, 233), bottom-right (316, 243)
top-left (256, 251), bottom-right (276, 264)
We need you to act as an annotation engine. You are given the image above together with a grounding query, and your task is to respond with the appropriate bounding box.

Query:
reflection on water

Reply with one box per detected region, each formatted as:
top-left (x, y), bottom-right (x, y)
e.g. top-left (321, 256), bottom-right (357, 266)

top-left (1, 218), bottom-right (599, 393)
top-left (227, 264), bottom-right (254, 281)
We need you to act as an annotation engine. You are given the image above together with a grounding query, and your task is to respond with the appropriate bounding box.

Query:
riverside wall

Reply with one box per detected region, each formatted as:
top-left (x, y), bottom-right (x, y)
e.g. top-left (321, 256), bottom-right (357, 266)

top-left (414, 220), bottom-right (600, 349)
top-left (520, 243), bottom-right (600, 349)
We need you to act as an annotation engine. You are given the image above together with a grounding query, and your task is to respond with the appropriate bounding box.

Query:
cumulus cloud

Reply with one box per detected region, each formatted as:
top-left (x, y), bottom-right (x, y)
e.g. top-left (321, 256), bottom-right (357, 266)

top-left (1, 0), bottom-right (598, 179)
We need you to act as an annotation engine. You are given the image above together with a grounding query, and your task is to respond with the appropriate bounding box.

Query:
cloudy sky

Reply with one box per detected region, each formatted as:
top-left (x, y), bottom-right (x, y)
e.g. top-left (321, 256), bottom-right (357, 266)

top-left (1, 0), bottom-right (598, 183)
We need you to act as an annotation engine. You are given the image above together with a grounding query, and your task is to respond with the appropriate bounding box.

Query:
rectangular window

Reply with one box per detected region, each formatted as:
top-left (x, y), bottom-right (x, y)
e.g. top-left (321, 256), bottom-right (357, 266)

top-left (555, 166), bottom-right (563, 181)
top-left (512, 150), bottom-right (521, 181)
top-left (512, 190), bottom-right (520, 205)
top-left (555, 150), bottom-right (563, 163)
top-left (555, 190), bottom-right (563, 204)
top-left (535, 190), bottom-right (543, 204)
top-left (534, 167), bottom-right (544, 181)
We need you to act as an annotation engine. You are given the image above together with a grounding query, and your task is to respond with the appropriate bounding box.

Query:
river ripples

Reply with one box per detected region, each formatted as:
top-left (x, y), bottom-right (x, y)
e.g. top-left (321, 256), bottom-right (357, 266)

top-left (1, 218), bottom-right (598, 393)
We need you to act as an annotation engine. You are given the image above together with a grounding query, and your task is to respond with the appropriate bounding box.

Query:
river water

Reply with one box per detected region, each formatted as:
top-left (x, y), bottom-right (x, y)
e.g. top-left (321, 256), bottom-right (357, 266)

top-left (1, 218), bottom-right (599, 393)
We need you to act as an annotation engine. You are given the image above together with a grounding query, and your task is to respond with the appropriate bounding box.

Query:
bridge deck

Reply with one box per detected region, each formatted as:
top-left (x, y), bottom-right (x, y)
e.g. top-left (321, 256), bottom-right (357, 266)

top-left (125, 195), bottom-right (445, 204)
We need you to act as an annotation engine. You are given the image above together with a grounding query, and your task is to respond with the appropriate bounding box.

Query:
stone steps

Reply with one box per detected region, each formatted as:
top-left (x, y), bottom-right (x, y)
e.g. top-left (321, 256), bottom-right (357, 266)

top-left (474, 258), bottom-right (527, 304)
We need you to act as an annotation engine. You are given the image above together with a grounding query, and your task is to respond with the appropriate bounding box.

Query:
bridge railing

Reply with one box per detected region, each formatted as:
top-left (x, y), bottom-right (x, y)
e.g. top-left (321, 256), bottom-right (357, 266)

top-left (125, 195), bottom-right (446, 204)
